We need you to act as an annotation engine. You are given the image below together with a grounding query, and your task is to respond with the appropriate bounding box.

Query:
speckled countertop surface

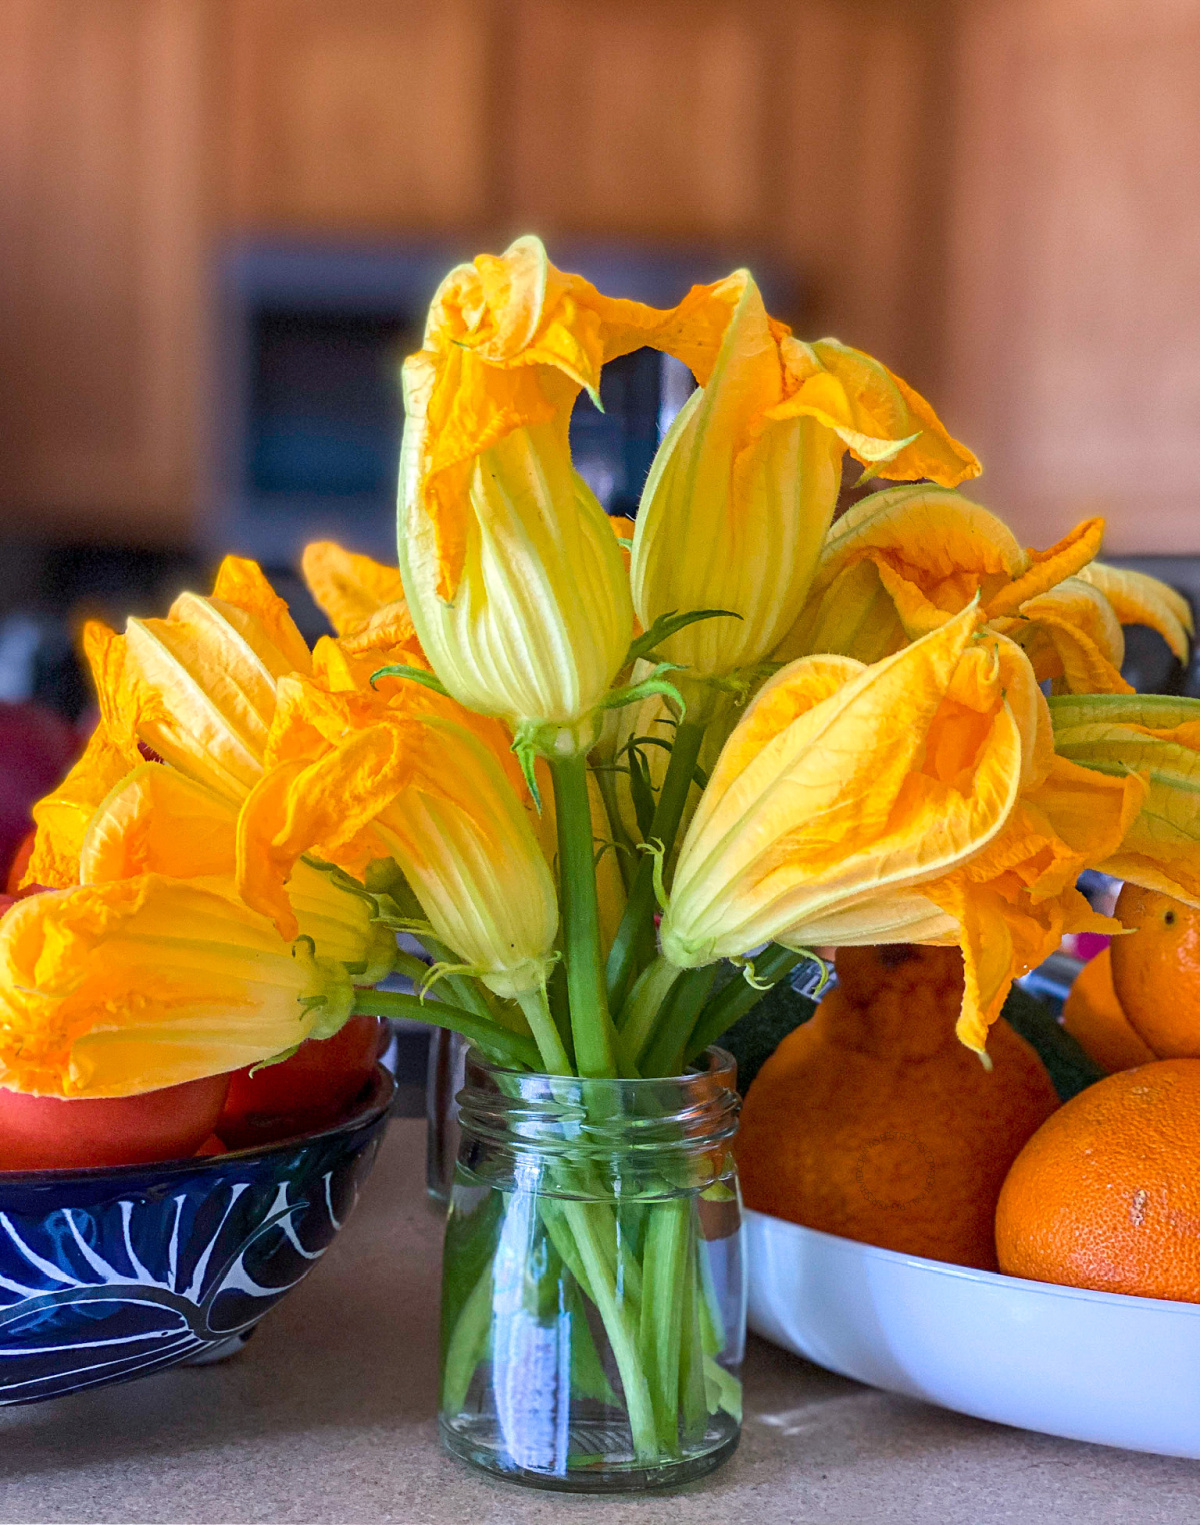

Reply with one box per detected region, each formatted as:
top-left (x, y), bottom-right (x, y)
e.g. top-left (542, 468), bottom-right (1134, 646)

top-left (0, 1119), bottom-right (1197, 1525)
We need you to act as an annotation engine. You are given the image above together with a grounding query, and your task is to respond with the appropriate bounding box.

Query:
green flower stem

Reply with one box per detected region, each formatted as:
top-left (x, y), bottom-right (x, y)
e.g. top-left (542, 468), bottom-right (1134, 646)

top-left (640, 965), bottom-right (718, 1078)
top-left (593, 763), bottom-right (637, 894)
top-left (351, 988), bottom-right (540, 1070)
top-left (639, 1197), bottom-right (691, 1451)
top-left (561, 1198), bottom-right (659, 1463)
top-left (516, 986), bottom-right (573, 1076)
top-left (684, 945), bottom-right (806, 1062)
top-left (417, 934), bottom-right (527, 1035)
top-left (605, 717), bottom-right (706, 1010)
top-left (440, 1262), bottom-right (493, 1413)
top-left (678, 1230), bottom-right (708, 1441)
top-left (616, 955), bottom-right (682, 1071)
top-left (549, 752), bottom-right (619, 1078)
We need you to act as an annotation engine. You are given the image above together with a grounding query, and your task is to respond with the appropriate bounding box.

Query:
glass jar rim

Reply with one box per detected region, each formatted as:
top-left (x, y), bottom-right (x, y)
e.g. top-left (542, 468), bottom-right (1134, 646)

top-left (455, 1045), bottom-right (741, 1160)
top-left (462, 1043), bottom-right (737, 1092)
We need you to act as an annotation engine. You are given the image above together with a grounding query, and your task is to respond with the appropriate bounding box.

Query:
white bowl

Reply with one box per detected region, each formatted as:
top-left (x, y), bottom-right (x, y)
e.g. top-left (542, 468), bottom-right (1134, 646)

top-left (745, 1207), bottom-right (1200, 1458)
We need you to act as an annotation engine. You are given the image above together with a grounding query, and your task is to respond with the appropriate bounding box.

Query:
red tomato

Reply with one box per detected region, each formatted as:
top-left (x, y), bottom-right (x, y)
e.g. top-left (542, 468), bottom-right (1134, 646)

top-left (0, 1073), bottom-right (231, 1171)
top-left (217, 1015), bottom-right (384, 1150)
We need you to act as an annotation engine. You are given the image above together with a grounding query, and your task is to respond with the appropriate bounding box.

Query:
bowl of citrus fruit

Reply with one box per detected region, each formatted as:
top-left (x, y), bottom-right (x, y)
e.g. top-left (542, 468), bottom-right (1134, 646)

top-left (741, 899), bottom-right (1200, 1459)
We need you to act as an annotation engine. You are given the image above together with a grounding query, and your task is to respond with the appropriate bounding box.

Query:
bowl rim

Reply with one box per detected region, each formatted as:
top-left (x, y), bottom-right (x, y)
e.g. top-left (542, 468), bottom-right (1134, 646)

top-left (745, 1205), bottom-right (1200, 1317)
top-left (0, 1064), bottom-right (395, 1187)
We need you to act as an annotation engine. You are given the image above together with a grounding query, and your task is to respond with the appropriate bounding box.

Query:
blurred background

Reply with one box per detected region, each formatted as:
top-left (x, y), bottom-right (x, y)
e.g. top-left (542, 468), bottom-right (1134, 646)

top-left (0, 0), bottom-right (1197, 725)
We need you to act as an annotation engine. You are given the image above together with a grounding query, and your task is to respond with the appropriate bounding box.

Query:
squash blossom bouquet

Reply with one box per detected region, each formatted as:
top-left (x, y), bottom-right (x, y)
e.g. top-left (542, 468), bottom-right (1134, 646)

top-left (5, 235), bottom-right (1200, 1474)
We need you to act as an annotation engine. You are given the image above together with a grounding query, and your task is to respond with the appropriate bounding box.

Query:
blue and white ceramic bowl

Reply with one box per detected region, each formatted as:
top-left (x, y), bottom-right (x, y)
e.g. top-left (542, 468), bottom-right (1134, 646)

top-left (0, 1065), bottom-right (393, 1405)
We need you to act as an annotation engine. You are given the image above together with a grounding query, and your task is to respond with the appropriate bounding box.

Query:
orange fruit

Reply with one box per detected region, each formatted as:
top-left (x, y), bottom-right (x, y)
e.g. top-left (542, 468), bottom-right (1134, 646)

top-left (995, 1059), bottom-right (1200, 1302)
top-left (735, 944), bottom-right (1060, 1271)
top-left (1110, 884), bottom-right (1200, 1057)
top-left (1062, 946), bottom-right (1154, 1072)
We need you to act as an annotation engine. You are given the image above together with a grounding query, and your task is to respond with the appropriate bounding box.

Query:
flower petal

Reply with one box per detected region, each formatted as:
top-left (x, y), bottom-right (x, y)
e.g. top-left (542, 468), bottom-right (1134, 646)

top-left (783, 486), bottom-right (1028, 660)
top-left (301, 541), bottom-right (408, 637)
top-left (26, 724), bottom-right (139, 889)
top-left (992, 576), bottom-right (1131, 694)
top-left (1077, 561), bottom-right (1193, 661)
top-left (80, 764), bottom-right (237, 883)
top-left (983, 518), bottom-right (1105, 619)
top-left (774, 339), bottom-right (980, 484)
top-left (1050, 692), bottom-right (1200, 905)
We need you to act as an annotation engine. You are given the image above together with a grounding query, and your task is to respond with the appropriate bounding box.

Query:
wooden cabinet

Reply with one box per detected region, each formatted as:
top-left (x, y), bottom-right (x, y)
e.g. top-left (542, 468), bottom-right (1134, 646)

top-left (0, 0), bottom-right (957, 546)
top-left (0, 0), bottom-right (208, 543)
top-left (503, 0), bottom-right (951, 380)
top-left (223, 0), bottom-right (493, 232)
top-left (504, 0), bottom-right (770, 244)
top-left (4, 0), bottom-right (1192, 555)
top-left (945, 0), bottom-right (1200, 553)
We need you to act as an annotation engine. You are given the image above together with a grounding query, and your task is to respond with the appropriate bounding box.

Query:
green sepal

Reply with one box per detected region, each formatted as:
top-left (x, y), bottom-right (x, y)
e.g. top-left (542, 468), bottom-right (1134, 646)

top-left (706, 660), bottom-right (784, 699)
top-left (598, 663), bottom-right (686, 718)
top-left (369, 663), bottom-right (451, 697)
top-left (637, 838), bottom-right (668, 912)
top-left (624, 608), bottom-right (740, 668)
top-left (627, 744), bottom-right (657, 839)
top-left (248, 1044), bottom-right (302, 1077)
top-left (510, 721), bottom-right (543, 810)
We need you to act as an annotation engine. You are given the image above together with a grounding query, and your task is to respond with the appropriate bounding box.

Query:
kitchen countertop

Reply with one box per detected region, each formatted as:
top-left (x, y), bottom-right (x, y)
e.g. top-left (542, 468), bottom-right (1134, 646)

top-left (1, 1118), bottom-right (1197, 1525)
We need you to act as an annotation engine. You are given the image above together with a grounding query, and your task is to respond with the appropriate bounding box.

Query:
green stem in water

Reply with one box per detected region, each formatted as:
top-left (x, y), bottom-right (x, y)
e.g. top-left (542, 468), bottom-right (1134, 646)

top-left (561, 1199), bottom-right (659, 1463)
top-left (440, 1262), bottom-right (493, 1413)
top-left (605, 718), bottom-right (705, 1011)
top-left (549, 753), bottom-right (619, 1078)
top-left (351, 988), bottom-right (540, 1070)
top-left (516, 985), bottom-right (573, 1076)
top-left (678, 1228), bottom-right (709, 1441)
top-left (684, 944), bottom-right (805, 1062)
top-left (639, 1197), bottom-right (691, 1451)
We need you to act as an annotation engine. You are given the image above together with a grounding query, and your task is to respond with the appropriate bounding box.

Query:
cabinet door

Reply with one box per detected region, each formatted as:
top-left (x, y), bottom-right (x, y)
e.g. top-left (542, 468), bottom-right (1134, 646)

top-left (505, 0), bottom-right (769, 244)
top-left (946, 0), bottom-right (1200, 553)
top-left (224, 0), bottom-right (492, 231)
top-left (0, 0), bottom-right (207, 542)
top-left (503, 0), bottom-right (951, 382)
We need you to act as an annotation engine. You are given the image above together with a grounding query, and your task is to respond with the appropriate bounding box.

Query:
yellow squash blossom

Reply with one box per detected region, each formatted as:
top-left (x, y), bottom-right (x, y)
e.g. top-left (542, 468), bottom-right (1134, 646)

top-left (773, 486), bottom-right (1188, 700)
top-left (658, 606), bottom-right (1019, 970)
top-left (776, 487), bottom-right (1104, 664)
top-left (398, 235), bottom-right (643, 749)
top-left (754, 636), bottom-right (1142, 1053)
top-left (95, 556), bottom-right (311, 803)
top-left (26, 553), bottom-right (316, 887)
top-left (777, 486), bottom-right (1029, 660)
top-left (75, 762), bottom-right (395, 978)
top-left (237, 671), bottom-right (558, 1006)
top-left (1049, 693), bottom-right (1200, 904)
top-left (0, 876), bottom-right (360, 1099)
top-left (631, 282), bottom-right (980, 699)
top-left (661, 615), bottom-right (1143, 1052)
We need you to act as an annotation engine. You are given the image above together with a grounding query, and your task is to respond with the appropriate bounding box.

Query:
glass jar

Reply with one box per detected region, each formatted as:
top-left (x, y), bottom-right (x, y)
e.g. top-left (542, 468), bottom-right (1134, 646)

top-left (439, 1047), bottom-right (745, 1492)
top-left (425, 1026), bottom-right (467, 1203)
